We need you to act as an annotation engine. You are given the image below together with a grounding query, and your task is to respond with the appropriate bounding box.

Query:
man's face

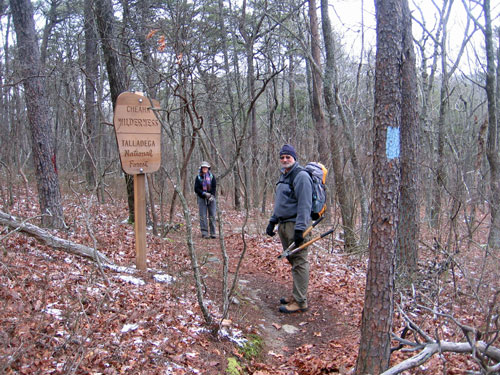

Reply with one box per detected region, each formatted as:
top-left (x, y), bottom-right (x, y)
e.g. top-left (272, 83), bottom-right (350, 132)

top-left (280, 154), bottom-right (295, 169)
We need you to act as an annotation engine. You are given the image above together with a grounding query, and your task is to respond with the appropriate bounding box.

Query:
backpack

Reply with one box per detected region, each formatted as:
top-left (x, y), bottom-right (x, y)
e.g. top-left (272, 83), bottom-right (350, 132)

top-left (288, 162), bottom-right (328, 219)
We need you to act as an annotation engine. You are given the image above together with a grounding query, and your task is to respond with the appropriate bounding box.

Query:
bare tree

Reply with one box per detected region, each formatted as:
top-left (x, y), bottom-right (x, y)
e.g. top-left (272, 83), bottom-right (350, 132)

top-left (83, 0), bottom-right (99, 189)
top-left (356, 0), bottom-right (403, 372)
top-left (238, 0), bottom-right (264, 208)
top-left (93, 0), bottom-right (134, 223)
top-left (10, 0), bottom-right (65, 229)
top-left (481, 0), bottom-right (500, 249)
top-left (308, 0), bottom-right (329, 163)
top-left (320, 0), bottom-right (357, 251)
top-left (397, 0), bottom-right (420, 275)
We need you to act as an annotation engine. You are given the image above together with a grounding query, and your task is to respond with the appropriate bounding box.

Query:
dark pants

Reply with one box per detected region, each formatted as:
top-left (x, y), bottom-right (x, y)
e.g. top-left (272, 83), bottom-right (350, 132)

top-left (278, 221), bottom-right (310, 306)
top-left (197, 196), bottom-right (216, 236)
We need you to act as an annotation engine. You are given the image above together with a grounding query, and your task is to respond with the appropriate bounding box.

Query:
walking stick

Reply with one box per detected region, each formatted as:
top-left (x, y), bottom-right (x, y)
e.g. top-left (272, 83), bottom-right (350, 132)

top-left (276, 217), bottom-right (323, 258)
top-left (278, 217), bottom-right (334, 259)
top-left (278, 228), bottom-right (334, 259)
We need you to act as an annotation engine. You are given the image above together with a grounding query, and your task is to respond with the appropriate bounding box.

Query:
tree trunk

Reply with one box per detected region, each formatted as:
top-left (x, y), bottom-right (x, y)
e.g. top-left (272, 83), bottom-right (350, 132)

top-left (217, 0), bottom-right (241, 210)
top-left (483, 0), bottom-right (500, 249)
top-left (93, 0), bottom-right (134, 222)
top-left (415, 17), bottom-right (439, 226)
top-left (238, 0), bottom-right (261, 208)
top-left (397, 0), bottom-right (420, 275)
top-left (308, 0), bottom-right (329, 163)
top-left (287, 50), bottom-right (298, 140)
top-left (84, 0), bottom-right (98, 188)
top-left (320, 0), bottom-right (357, 251)
top-left (10, 0), bottom-right (65, 229)
top-left (0, 211), bottom-right (110, 264)
top-left (355, 0), bottom-right (403, 373)
top-left (262, 77), bottom-right (278, 214)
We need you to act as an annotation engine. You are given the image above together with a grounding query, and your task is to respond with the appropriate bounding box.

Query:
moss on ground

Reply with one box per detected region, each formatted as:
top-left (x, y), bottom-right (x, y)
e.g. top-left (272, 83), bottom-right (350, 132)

top-left (239, 334), bottom-right (264, 360)
top-left (225, 334), bottom-right (264, 374)
top-left (226, 357), bottom-right (243, 375)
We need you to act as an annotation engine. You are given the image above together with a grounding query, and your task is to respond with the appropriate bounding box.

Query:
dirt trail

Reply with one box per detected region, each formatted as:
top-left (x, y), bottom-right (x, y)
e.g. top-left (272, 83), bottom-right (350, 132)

top-left (199, 224), bottom-right (362, 372)
top-left (237, 272), bottom-right (347, 366)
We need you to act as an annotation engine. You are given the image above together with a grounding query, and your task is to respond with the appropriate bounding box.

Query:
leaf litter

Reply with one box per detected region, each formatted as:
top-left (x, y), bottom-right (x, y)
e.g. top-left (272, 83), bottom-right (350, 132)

top-left (1, 192), bottom-right (497, 374)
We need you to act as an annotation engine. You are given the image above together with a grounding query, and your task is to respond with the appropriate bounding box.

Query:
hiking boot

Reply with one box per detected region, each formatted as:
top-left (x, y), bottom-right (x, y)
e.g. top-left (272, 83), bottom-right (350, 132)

top-left (280, 296), bottom-right (294, 305)
top-left (202, 234), bottom-right (209, 239)
top-left (279, 301), bottom-right (308, 313)
top-left (210, 235), bottom-right (217, 239)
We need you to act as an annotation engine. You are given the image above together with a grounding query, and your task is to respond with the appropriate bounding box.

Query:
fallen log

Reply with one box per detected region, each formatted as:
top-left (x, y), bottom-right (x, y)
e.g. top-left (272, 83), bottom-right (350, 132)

top-left (382, 340), bottom-right (500, 375)
top-left (0, 210), bottom-right (111, 264)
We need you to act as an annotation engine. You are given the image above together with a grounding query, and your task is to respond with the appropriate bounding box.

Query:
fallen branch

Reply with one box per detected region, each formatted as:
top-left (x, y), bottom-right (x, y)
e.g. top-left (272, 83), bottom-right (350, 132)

top-left (0, 210), bottom-right (175, 282)
top-left (384, 304), bottom-right (500, 374)
top-left (0, 210), bottom-right (111, 264)
top-left (382, 340), bottom-right (500, 375)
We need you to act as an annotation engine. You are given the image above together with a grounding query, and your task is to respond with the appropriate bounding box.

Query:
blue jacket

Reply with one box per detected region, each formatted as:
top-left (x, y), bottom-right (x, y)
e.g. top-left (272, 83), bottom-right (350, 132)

top-left (270, 162), bottom-right (312, 231)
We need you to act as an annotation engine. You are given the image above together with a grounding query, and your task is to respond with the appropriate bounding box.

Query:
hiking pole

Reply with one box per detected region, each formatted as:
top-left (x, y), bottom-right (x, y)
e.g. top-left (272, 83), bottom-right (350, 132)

top-left (276, 217), bottom-right (324, 259)
top-left (278, 228), bottom-right (334, 259)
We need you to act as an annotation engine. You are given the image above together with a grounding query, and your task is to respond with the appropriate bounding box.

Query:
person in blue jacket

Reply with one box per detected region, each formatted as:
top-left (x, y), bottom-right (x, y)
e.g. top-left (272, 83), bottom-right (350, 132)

top-left (266, 144), bottom-right (313, 313)
top-left (194, 161), bottom-right (216, 239)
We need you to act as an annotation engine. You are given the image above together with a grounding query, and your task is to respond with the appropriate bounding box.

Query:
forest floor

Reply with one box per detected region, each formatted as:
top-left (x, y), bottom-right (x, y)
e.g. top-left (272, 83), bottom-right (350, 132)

top-left (0, 189), bottom-right (497, 374)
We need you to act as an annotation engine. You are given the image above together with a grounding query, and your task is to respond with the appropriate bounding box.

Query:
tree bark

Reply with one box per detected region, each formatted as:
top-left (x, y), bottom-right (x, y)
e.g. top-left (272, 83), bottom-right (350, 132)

top-left (382, 341), bottom-right (500, 375)
top-left (238, 0), bottom-right (263, 208)
top-left (10, 0), bottom-right (65, 229)
top-left (431, 0), bottom-right (450, 228)
top-left (397, 0), bottom-right (420, 274)
top-left (355, 0), bottom-right (403, 373)
top-left (84, 0), bottom-right (99, 188)
top-left (308, 0), bottom-right (329, 163)
top-left (483, 0), bottom-right (500, 249)
top-left (217, 0), bottom-right (240, 210)
top-left (0, 211), bottom-right (109, 263)
top-left (287, 50), bottom-right (298, 140)
top-left (93, 0), bottom-right (134, 222)
top-left (320, 0), bottom-right (357, 251)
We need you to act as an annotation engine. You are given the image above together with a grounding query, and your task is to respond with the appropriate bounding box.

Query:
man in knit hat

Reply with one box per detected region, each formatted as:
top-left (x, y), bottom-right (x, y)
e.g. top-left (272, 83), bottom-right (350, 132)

top-left (266, 144), bottom-right (313, 313)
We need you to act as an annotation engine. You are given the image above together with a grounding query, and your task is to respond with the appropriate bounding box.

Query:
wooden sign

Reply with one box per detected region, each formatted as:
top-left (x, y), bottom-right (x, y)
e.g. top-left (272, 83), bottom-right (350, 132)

top-left (113, 92), bottom-right (161, 174)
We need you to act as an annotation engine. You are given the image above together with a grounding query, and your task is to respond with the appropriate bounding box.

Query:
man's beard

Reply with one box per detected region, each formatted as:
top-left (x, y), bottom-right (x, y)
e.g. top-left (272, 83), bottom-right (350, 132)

top-left (281, 161), bottom-right (294, 169)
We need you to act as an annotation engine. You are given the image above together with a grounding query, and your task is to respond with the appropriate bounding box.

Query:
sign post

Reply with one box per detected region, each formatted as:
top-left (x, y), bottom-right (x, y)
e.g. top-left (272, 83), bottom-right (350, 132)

top-left (113, 92), bottom-right (161, 270)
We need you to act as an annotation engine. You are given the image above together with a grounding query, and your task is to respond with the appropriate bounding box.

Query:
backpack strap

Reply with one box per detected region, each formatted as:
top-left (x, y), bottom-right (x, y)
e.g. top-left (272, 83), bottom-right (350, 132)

top-left (288, 165), bottom-right (304, 191)
top-left (277, 165), bottom-right (304, 193)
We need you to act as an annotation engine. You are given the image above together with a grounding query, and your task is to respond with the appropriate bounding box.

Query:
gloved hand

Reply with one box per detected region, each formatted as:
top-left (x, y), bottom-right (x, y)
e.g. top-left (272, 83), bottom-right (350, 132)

top-left (266, 222), bottom-right (276, 237)
top-left (294, 230), bottom-right (304, 247)
top-left (204, 192), bottom-right (212, 199)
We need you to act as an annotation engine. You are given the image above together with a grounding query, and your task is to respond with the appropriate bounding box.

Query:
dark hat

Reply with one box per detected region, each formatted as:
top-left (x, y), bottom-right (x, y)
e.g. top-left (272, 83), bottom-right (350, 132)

top-left (279, 144), bottom-right (297, 160)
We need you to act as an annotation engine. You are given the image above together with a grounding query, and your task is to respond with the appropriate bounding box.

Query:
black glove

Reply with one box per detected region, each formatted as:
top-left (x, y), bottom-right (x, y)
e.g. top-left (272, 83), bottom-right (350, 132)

top-left (294, 230), bottom-right (304, 247)
top-left (266, 222), bottom-right (276, 237)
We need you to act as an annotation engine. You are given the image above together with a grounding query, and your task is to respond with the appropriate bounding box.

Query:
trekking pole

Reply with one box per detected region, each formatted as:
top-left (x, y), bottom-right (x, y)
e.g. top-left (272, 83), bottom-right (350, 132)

top-left (278, 228), bottom-right (334, 259)
top-left (276, 217), bottom-right (323, 259)
top-left (278, 222), bottom-right (335, 259)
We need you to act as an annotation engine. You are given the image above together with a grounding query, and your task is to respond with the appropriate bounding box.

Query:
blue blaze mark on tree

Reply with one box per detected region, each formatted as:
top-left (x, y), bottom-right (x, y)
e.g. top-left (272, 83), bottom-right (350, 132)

top-left (386, 126), bottom-right (400, 160)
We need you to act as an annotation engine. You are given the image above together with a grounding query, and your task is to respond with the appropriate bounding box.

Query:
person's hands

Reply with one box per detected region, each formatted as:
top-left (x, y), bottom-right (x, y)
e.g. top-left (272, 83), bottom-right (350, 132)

top-left (266, 222), bottom-right (276, 237)
top-left (208, 196), bottom-right (215, 203)
top-left (204, 192), bottom-right (212, 199)
top-left (294, 230), bottom-right (304, 247)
